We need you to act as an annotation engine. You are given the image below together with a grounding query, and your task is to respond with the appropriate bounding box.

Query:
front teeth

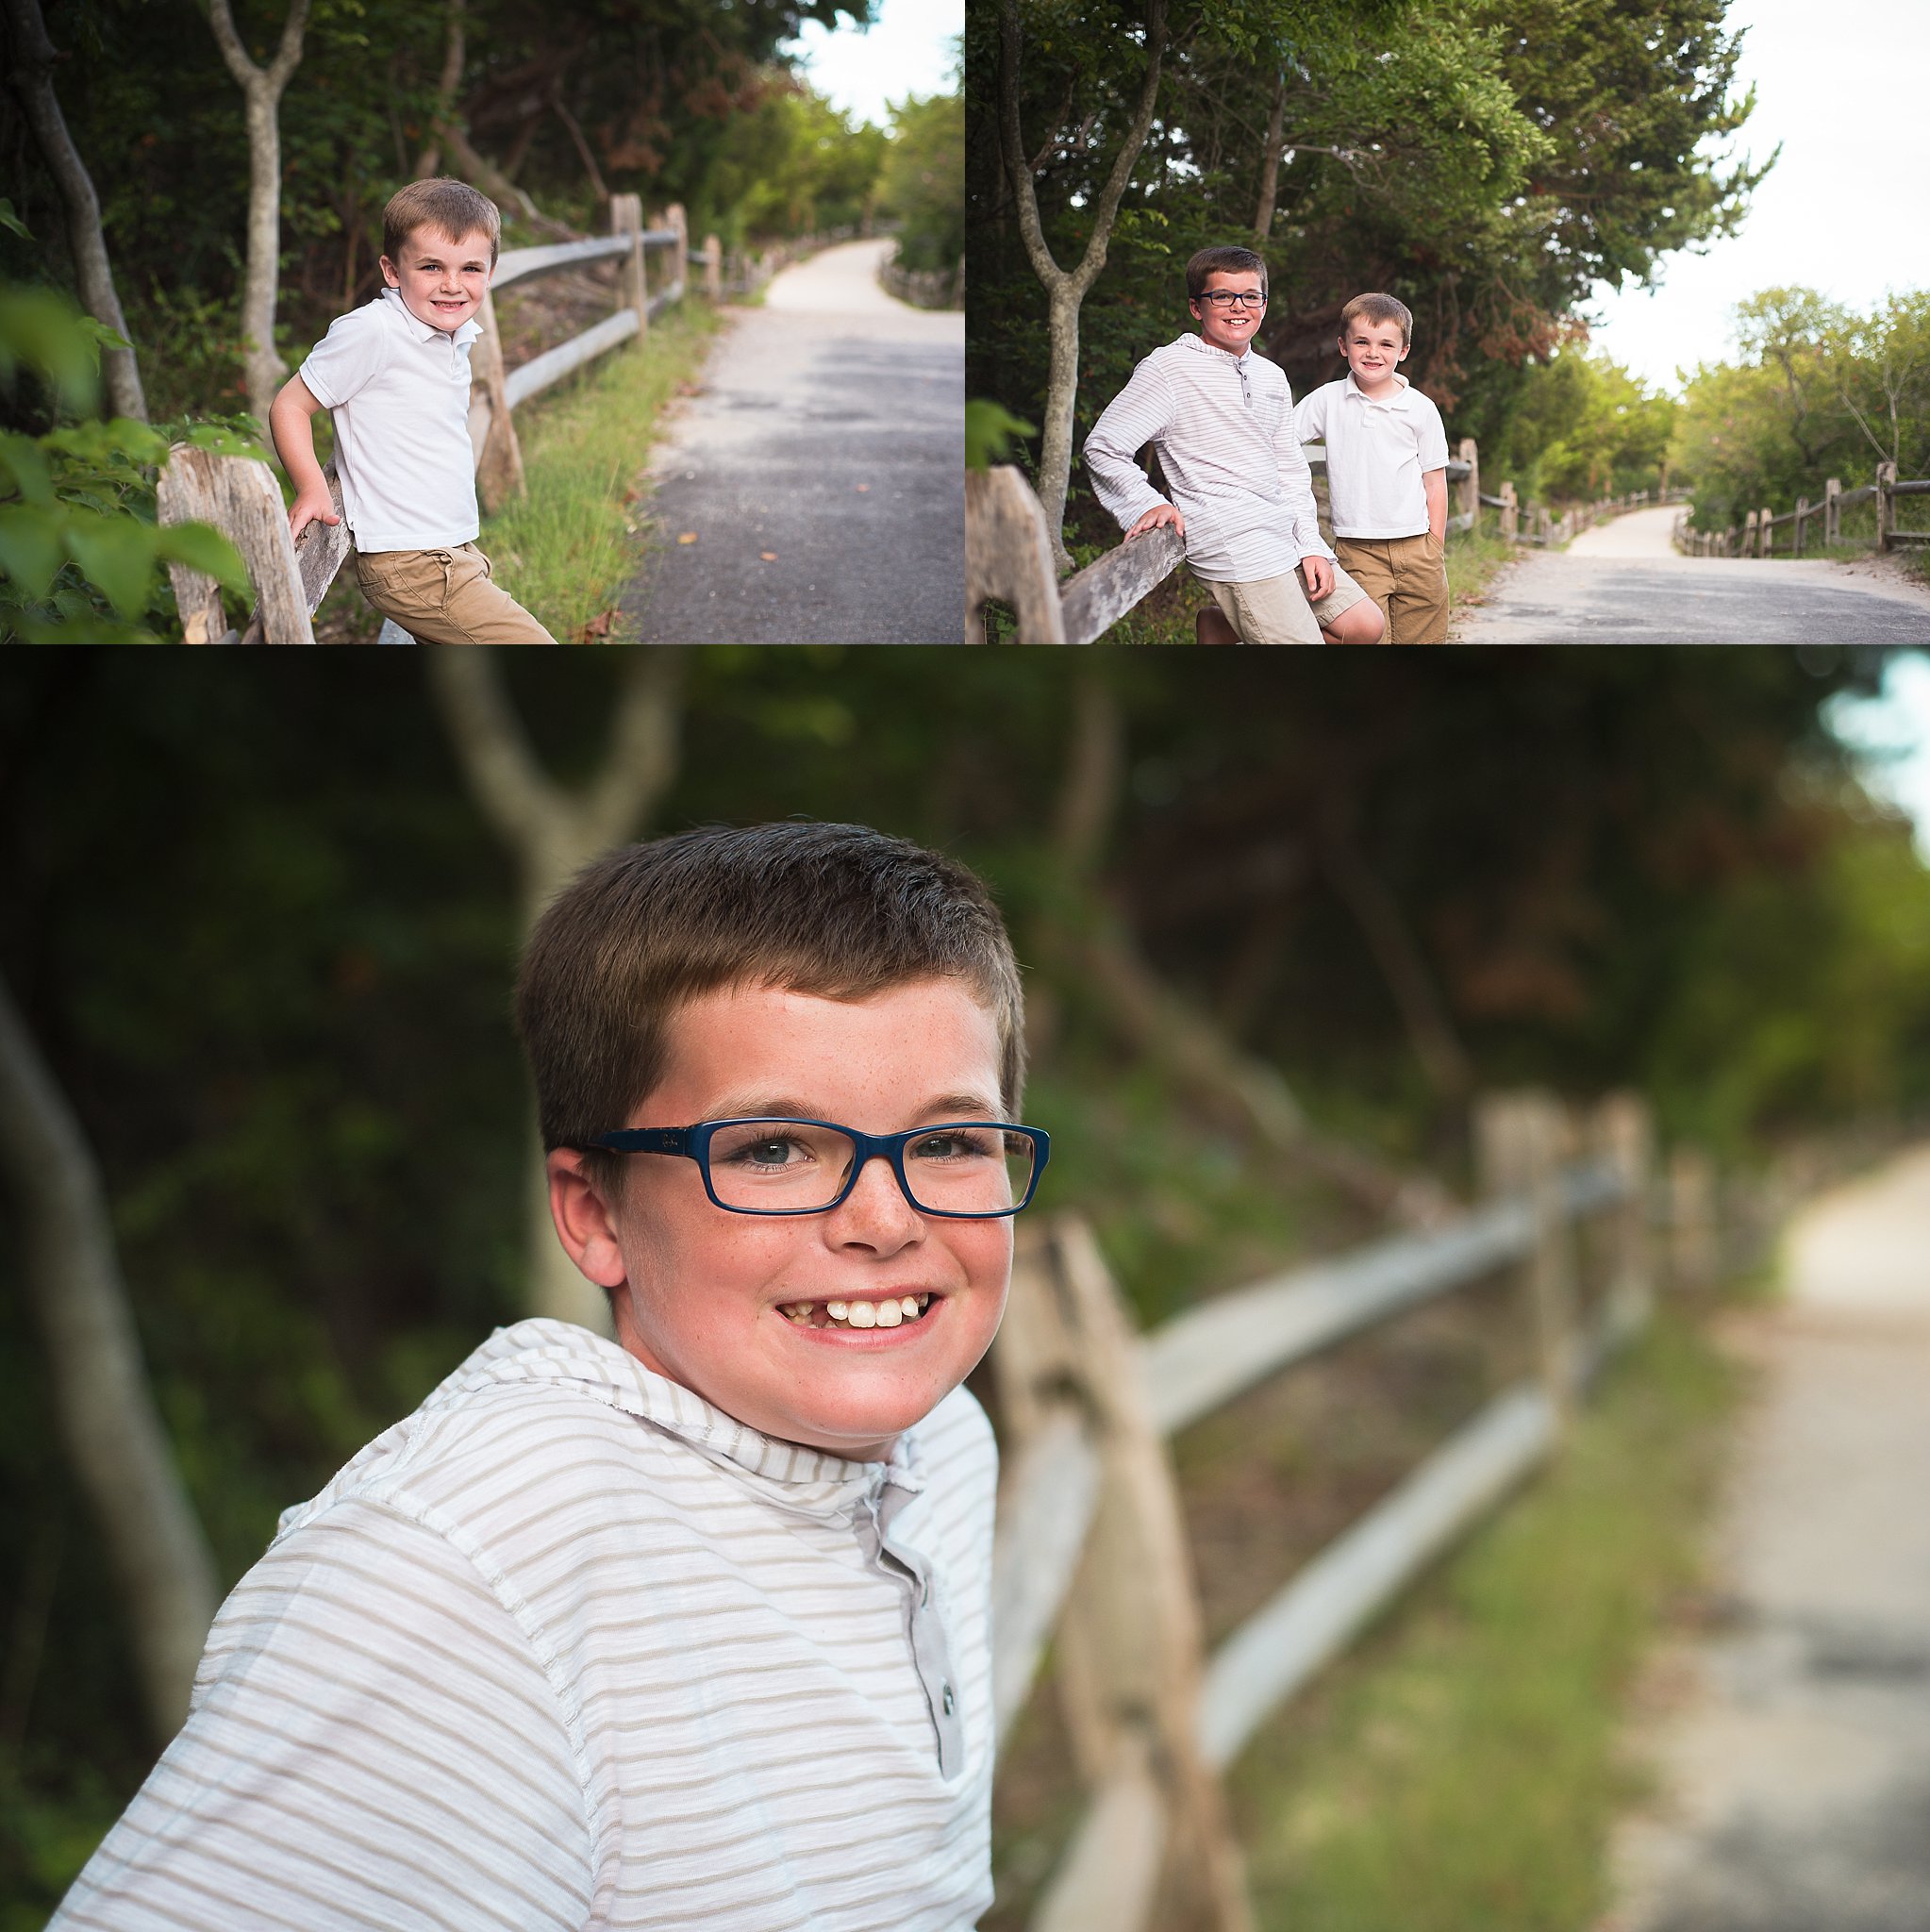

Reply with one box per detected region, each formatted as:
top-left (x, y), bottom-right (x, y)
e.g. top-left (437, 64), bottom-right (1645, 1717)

top-left (782, 1295), bottom-right (929, 1330)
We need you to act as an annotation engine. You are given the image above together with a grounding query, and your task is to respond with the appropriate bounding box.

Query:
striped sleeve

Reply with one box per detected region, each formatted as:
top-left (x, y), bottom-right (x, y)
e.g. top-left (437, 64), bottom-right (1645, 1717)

top-left (1082, 358), bottom-right (1175, 533)
top-left (53, 1500), bottom-right (594, 1932)
top-left (1272, 382), bottom-right (1333, 563)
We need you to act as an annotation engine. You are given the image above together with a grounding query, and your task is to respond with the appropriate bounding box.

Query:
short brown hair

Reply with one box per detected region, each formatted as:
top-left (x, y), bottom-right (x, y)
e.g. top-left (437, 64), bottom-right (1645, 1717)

top-left (382, 177), bottom-right (502, 269)
top-left (1339, 291), bottom-right (1414, 348)
top-left (515, 823), bottom-right (1027, 1196)
top-left (1186, 245), bottom-right (1268, 303)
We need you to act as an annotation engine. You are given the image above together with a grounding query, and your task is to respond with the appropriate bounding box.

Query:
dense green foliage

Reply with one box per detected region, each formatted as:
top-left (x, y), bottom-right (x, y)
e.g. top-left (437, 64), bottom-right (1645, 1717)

top-left (880, 89), bottom-right (967, 273)
top-left (4, 651), bottom-right (1929, 1914)
top-left (1672, 287), bottom-right (1930, 534)
top-left (968, 0), bottom-right (1764, 541)
top-left (0, 281), bottom-right (257, 643)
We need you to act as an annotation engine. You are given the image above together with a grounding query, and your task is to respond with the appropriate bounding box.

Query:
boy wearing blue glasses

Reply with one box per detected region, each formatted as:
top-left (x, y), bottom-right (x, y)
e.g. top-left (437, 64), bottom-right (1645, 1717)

top-left (53, 823), bottom-right (1042, 1932)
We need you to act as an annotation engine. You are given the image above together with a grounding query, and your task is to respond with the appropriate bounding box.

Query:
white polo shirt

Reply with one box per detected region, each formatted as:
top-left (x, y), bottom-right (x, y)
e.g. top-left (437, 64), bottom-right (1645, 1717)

top-left (1293, 372), bottom-right (1450, 540)
top-left (300, 288), bottom-right (482, 554)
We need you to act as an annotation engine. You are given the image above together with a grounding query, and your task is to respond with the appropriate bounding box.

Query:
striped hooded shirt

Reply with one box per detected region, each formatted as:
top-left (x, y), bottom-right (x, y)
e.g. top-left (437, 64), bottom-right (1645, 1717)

top-left (52, 1320), bottom-right (998, 1932)
top-left (1083, 332), bottom-right (1334, 584)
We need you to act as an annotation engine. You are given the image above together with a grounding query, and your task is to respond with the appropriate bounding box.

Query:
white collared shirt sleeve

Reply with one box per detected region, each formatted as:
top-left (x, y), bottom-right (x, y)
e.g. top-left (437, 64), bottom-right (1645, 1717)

top-left (1291, 383), bottom-right (1328, 446)
top-left (1415, 391), bottom-right (1451, 472)
top-left (298, 305), bottom-right (390, 409)
top-left (1083, 359), bottom-right (1176, 534)
top-left (1273, 383), bottom-right (1333, 562)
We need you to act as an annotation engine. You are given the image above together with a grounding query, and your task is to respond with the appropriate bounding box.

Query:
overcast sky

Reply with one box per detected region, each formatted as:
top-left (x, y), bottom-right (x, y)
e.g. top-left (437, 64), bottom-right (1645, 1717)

top-left (1585, 0), bottom-right (1930, 396)
top-left (785, 0), bottom-right (962, 128)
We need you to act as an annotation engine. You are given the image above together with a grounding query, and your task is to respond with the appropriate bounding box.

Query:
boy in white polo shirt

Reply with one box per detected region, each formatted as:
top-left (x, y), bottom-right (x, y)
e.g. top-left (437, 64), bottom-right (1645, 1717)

top-left (269, 177), bottom-right (555, 644)
top-left (1293, 291), bottom-right (1451, 644)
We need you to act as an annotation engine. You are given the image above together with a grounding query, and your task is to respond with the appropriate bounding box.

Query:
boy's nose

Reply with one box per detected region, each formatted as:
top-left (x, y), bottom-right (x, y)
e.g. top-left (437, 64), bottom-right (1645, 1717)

top-left (828, 1154), bottom-right (923, 1249)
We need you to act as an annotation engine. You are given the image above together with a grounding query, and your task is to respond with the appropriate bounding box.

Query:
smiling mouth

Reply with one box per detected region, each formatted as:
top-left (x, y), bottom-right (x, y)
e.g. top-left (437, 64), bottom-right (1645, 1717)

top-left (777, 1294), bottom-right (935, 1331)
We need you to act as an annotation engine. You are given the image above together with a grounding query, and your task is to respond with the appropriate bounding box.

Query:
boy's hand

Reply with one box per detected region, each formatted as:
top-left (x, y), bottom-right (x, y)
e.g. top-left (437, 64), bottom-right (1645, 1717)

top-left (1300, 554), bottom-right (1335, 601)
top-left (289, 484), bottom-right (341, 545)
top-left (1126, 503), bottom-right (1185, 541)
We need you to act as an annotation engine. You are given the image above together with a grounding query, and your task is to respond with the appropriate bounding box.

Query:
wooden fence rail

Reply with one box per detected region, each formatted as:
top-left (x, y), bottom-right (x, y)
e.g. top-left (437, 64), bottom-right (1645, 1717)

top-left (155, 197), bottom-right (702, 644)
top-left (965, 446), bottom-right (1685, 643)
top-left (986, 1089), bottom-right (1735, 1931)
top-left (1673, 460), bottom-right (1930, 558)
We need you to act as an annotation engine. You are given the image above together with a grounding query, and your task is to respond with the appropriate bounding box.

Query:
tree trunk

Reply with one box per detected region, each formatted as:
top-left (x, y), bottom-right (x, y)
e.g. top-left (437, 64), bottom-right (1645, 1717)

top-left (424, 652), bottom-right (687, 1328)
top-left (0, 974), bottom-right (219, 1748)
top-left (3, 0), bottom-right (148, 421)
top-left (413, 0), bottom-right (466, 178)
top-left (205, 0), bottom-right (312, 431)
top-left (1316, 805), bottom-right (1473, 1102)
top-left (998, 0), bottom-right (1168, 574)
top-left (1252, 72), bottom-right (1286, 248)
top-left (1040, 675), bottom-right (1453, 1227)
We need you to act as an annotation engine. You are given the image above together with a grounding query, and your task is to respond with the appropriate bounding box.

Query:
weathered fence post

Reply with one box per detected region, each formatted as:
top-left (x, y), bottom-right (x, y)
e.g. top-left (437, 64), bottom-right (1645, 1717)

top-left (1758, 506), bottom-right (1774, 558)
top-left (1536, 506), bottom-right (1552, 547)
top-left (1667, 1145), bottom-right (1719, 1291)
top-left (1824, 475), bottom-right (1841, 546)
top-left (964, 466), bottom-right (1068, 644)
top-left (1499, 479), bottom-right (1518, 542)
top-left (1742, 509), bottom-right (1758, 558)
top-left (1456, 436), bottom-right (1478, 530)
top-left (995, 1218), bottom-right (1253, 1932)
top-left (1877, 459), bottom-right (1897, 553)
top-left (610, 192), bottom-right (647, 342)
top-left (1794, 496), bottom-right (1809, 556)
top-left (703, 233), bottom-right (723, 302)
top-left (1592, 1093), bottom-right (1654, 1338)
top-left (471, 287), bottom-right (526, 513)
top-left (666, 202), bottom-right (689, 297)
top-left (157, 445), bottom-right (314, 644)
top-left (1475, 1091), bottom-right (1579, 1428)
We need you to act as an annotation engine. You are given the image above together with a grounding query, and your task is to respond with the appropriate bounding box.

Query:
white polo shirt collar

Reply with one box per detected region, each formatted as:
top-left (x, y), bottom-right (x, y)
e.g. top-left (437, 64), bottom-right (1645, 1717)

top-left (1343, 369), bottom-right (1412, 409)
top-left (379, 285), bottom-right (481, 352)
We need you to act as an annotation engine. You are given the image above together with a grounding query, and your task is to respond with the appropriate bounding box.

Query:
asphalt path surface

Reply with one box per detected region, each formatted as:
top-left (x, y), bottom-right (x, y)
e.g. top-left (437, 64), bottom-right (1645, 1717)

top-left (623, 240), bottom-right (962, 643)
top-left (1457, 507), bottom-right (1930, 643)
top-left (1601, 1145), bottom-right (1930, 1932)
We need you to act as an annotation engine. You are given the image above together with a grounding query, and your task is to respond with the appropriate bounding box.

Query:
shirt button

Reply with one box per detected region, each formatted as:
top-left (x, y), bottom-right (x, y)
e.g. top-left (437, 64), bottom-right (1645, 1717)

top-left (942, 1684), bottom-right (955, 1716)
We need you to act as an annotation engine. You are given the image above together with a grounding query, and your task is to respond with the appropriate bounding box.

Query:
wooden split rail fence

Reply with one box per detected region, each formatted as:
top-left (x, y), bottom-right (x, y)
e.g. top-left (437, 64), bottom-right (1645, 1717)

top-left (1673, 460), bottom-right (1930, 558)
top-left (966, 447), bottom-right (1681, 643)
top-left (985, 1090), bottom-right (1730, 1930)
top-left (155, 196), bottom-right (712, 644)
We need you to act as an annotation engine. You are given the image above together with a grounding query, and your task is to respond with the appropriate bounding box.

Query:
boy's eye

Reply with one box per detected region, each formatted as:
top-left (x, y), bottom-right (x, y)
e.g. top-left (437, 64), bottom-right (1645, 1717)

top-left (908, 1128), bottom-right (997, 1162)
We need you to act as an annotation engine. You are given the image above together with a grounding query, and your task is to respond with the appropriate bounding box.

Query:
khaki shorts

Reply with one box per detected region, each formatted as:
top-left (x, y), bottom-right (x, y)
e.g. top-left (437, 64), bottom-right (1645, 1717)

top-left (1205, 562), bottom-right (1372, 645)
top-left (355, 543), bottom-right (557, 645)
top-left (1334, 532), bottom-right (1449, 644)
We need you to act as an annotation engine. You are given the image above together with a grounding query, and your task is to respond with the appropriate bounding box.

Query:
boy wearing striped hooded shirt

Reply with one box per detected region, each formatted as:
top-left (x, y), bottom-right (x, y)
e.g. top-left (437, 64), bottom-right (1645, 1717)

top-left (53, 822), bottom-right (1048, 1932)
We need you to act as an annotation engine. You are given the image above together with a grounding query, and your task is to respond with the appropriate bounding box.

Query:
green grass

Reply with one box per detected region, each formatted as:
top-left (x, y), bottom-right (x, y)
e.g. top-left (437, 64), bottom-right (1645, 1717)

top-left (1230, 1310), bottom-right (1740, 1932)
top-left (1444, 522), bottom-right (1522, 635)
top-left (479, 303), bottom-right (720, 642)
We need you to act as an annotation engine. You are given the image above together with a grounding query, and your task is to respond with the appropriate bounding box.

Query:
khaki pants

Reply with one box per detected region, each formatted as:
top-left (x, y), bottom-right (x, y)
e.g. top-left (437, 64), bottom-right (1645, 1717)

top-left (355, 543), bottom-right (557, 645)
top-left (1333, 532), bottom-right (1449, 644)
top-left (1205, 561), bottom-right (1373, 645)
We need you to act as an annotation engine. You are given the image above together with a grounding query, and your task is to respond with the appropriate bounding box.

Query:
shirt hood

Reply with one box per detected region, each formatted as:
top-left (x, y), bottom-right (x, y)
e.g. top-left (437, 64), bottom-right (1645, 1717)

top-left (277, 1318), bottom-right (923, 1542)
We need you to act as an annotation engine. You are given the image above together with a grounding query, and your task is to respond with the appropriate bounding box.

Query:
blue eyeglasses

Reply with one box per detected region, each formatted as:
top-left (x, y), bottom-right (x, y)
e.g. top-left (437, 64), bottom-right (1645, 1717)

top-left (586, 1117), bottom-right (1050, 1218)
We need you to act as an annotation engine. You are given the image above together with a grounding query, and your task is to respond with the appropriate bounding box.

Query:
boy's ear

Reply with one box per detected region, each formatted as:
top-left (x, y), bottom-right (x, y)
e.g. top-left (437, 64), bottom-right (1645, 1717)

top-left (378, 255), bottom-right (399, 289)
top-left (546, 1148), bottom-right (630, 1291)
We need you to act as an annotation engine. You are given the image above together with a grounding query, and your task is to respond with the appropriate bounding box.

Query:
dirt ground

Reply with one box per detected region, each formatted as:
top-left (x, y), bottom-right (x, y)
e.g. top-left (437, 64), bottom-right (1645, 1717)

top-left (1598, 1145), bottom-right (1930, 1932)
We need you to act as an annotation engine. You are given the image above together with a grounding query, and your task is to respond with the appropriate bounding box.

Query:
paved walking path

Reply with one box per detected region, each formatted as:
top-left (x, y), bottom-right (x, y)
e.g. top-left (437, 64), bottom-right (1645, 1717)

top-left (622, 239), bottom-right (962, 643)
top-left (1601, 1144), bottom-right (1930, 1932)
top-left (1457, 507), bottom-right (1930, 642)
